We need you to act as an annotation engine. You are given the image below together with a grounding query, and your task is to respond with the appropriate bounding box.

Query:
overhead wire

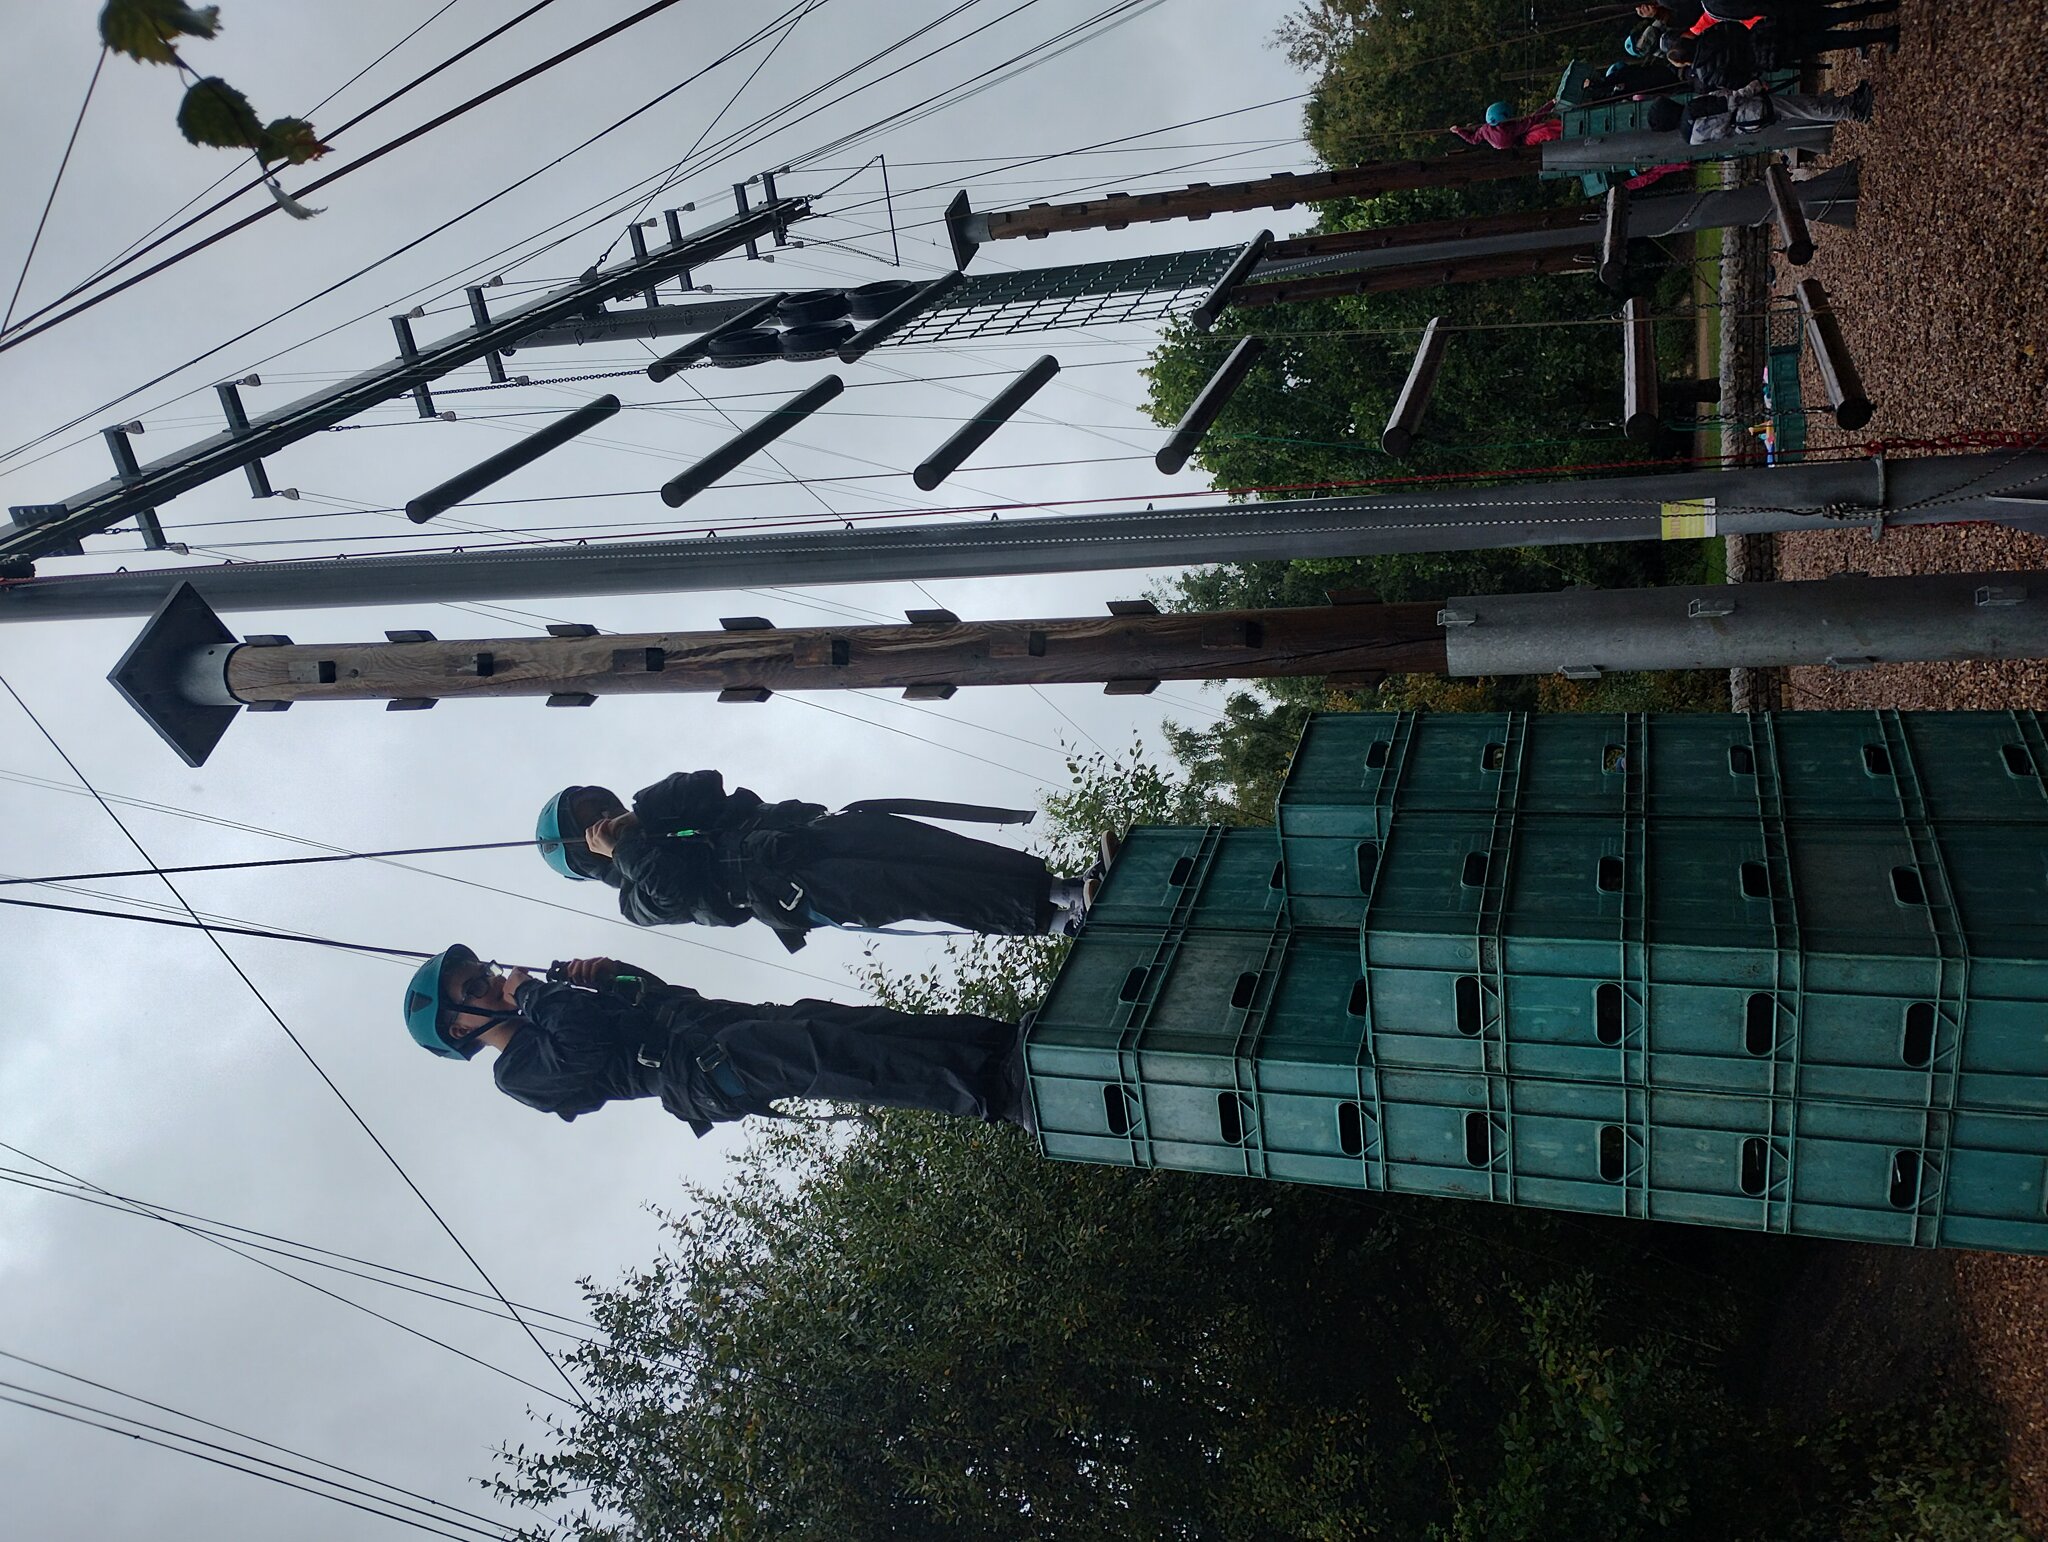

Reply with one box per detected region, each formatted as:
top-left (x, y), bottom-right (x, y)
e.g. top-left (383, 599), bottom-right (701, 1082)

top-left (2, 46), bottom-right (106, 335)
top-left (0, 673), bottom-right (592, 1413)
top-left (0, 1346), bottom-right (517, 1537)
top-left (0, 0), bottom-right (690, 355)
top-left (0, 1387), bottom-right (512, 1540)
top-left (66, 0), bottom-right (474, 295)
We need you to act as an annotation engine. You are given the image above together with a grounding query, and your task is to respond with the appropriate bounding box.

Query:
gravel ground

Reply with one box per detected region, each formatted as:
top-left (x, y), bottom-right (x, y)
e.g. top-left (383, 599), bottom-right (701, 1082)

top-left (1761, 1), bottom-right (2048, 1526)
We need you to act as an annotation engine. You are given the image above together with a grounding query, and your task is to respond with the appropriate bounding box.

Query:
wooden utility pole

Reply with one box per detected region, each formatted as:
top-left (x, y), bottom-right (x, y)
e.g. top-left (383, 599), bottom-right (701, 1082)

top-left (114, 571), bottom-right (2048, 765)
top-left (948, 150), bottom-right (1541, 248)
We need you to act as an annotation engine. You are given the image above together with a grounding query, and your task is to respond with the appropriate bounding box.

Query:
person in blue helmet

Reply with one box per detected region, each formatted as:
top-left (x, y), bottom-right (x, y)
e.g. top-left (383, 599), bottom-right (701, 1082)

top-left (536, 771), bottom-right (1096, 954)
top-left (402, 946), bottom-right (1034, 1133)
top-left (1450, 99), bottom-right (1561, 151)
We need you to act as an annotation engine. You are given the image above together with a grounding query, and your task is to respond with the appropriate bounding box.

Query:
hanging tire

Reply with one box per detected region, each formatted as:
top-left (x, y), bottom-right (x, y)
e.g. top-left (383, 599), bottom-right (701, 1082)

top-left (704, 328), bottom-right (780, 367)
top-left (846, 279), bottom-right (919, 320)
top-left (777, 321), bottom-right (855, 360)
top-left (775, 289), bottom-right (850, 326)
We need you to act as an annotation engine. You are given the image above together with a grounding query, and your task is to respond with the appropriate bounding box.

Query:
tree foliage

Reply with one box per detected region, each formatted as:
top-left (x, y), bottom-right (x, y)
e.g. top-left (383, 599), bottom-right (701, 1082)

top-left (100, 0), bottom-right (330, 167)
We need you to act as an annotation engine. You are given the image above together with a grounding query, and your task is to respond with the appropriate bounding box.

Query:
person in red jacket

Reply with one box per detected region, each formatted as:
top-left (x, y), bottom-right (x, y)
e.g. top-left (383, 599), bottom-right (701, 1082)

top-left (1450, 100), bottom-right (1561, 151)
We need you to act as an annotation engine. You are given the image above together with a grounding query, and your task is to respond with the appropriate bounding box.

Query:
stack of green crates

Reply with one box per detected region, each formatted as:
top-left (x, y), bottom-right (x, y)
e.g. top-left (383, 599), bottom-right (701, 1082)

top-left (1025, 712), bottom-right (2048, 1254)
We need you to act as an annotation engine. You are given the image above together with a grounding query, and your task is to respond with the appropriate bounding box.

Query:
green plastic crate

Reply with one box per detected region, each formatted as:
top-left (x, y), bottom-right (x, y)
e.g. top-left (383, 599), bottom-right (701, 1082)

top-left (1278, 712), bottom-right (2048, 833)
top-left (1031, 1047), bottom-right (2048, 1253)
top-left (1081, 826), bottom-right (1285, 932)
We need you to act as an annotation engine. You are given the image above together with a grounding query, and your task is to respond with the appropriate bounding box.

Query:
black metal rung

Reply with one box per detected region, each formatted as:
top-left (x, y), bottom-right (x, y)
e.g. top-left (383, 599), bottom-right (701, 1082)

top-left (466, 288), bottom-right (508, 384)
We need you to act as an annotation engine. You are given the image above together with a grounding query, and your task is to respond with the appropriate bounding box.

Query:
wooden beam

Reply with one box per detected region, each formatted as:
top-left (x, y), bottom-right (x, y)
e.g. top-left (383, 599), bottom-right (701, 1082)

top-left (1229, 246), bottom-right (1589, 307)
top-left (1794, 278), bottom-right (1873, 430)
top-left (1381, 318), bottom-right (1448, 457)
top-left (1622, 296), bottom-right (1660, 443)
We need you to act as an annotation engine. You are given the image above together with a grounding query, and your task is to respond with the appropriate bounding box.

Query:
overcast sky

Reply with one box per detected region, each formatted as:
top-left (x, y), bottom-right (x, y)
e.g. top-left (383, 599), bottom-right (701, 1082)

top-left (0, 3), bottom-right (1312, 1536)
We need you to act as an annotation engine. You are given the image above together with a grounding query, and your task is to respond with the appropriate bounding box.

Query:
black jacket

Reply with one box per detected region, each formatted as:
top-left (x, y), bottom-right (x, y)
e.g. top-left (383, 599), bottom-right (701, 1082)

top-left (494, 975), bottom-right (766, 1135)
top-left (605, 770), bottom-right (827, 950)
top-left (1686, 24), bottom-right (1761, 92)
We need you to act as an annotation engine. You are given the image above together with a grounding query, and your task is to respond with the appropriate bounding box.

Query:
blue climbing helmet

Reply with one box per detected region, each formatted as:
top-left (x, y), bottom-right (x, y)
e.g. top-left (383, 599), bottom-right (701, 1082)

top-left (536, 785), bottom-right (617, 881)
top-left (403, 944), bottom-right (503, 1060)
top-left (1484, 100), bottom-right (1514, 126)
top-left (1624, 30), bottom-right (1647, 58)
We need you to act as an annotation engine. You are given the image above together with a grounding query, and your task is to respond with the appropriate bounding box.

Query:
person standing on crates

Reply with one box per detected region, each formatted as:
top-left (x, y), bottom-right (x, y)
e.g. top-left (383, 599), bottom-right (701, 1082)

top-left (401, 948), bottom-right (1037, 1133)
top-left (534, 771), bottom-right (1099, 951)
top-left (1450, 100), bottom-right (1562, 150)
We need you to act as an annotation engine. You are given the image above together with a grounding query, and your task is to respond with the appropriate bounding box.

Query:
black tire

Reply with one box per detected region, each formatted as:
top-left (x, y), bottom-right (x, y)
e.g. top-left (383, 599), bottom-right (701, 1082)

top-left (777, 321), bottom-right (855, 359)
top-left (704, 328), bottom-right (780, 367)
top-left (846, 279), bottom-right (918, 321)
top-left (775, 290), bottom-right (850, 326)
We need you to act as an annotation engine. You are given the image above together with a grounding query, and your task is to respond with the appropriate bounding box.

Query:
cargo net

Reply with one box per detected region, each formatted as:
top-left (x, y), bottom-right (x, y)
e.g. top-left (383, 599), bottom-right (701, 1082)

top-left (888, 246), bottom-right (1240, 346)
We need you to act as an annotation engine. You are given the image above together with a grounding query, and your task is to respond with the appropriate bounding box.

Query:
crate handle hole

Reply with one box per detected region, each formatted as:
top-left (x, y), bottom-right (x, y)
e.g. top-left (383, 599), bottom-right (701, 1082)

top-left (1598, 1124), bottom-right (1624, 1182)
top-left (1269, 860), bottom-right (1285, 890)
top-left (1481, 742), bottom-right (1505, 771)
top-left (2001, 743), bottom-right (2034, 778)
top-left (1888, 1150), bottom-right (1921, 1209)
top-left (1739, 1137), bottom-right (1769, 1197)
top-left (1862, 743), bottom-right (1893, 777)
top-left (1167, 856), bottom-right (1195, 886)
top-left (1455, 975), bottom-right (1483, 1037)
top-left (1217, 1092), bottom-right (1250, 1145)
top-left (1463, 1111), bottom-right (1492, 1167)
top-left (1745, 993), bottom-right (1775, 1056)
top-left (1596, 855), bottom-right (1624, 893)
top-left (1902, 1001), bottom-right (1935, 1068)
top-left (1728, 745), bottom-right (1755, 776)
top-left (1347, 978), bottom-right (1370, 1018)
top-left (1595, 982), bottom-right (1623, 1046)
top-left (1230, 972), bottom-right (1260, 1011)
top-left (1891, 866), bottom-right (1927, 906)
top-left (1117, 966), bottom-right (1149, 1003)
top-left (1337, 1101), bottom-right (1366, 1158)
top-left (1364, 739), bottom-right (1390, 770)
top-left (1356, 841), bottom-right (1380, 890)
top-left (1740, 861), bottom-right (1771, 899)
top-left (1103, 1084), bottom-right (1135, 1136)
top-left (1602, 744), bottom-right (1626, 774)
top-left (1461, 851), bottom-right (1489, 888)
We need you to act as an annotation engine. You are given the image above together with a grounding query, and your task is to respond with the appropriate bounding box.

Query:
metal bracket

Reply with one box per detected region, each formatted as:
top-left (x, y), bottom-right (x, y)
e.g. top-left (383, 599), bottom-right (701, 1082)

top-left (1974, 584), bottom-right (2028, 608)
top-left (1559, 664), bottom-right (1603, 681)
top-left (1437, 607), bottom-right (1478, 628)
top-left (1687, 597), bottom-right (1736, 619)
top-left (1825, 654), bottom-right (1877, 672)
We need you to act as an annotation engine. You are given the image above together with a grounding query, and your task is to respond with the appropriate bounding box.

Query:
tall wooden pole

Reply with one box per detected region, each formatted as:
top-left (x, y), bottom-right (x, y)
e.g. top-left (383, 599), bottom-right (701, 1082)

top-left (112, 570), bottom-right (2048, 765)
top-left (950, 151), bottom-right (1542, 247)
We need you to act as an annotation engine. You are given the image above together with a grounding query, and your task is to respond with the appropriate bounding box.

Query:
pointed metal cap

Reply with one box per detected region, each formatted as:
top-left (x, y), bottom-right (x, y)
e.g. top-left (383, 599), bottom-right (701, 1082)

top-left (107, 581), bottom-right (242, 767)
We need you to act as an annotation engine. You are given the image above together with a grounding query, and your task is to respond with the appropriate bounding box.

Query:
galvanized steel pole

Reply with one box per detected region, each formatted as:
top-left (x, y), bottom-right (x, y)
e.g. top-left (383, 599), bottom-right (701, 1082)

top-left (8, 454), bottom-right (2046, 624)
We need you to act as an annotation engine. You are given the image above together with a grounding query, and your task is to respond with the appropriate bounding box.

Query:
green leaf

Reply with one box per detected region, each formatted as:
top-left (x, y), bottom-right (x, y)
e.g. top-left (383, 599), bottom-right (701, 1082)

top-left (256, 117), bottom-right (331, 166)
top-left (175, 76), bottom-right (262, 151)
top-left (99, 0), bottom-right (220, 65)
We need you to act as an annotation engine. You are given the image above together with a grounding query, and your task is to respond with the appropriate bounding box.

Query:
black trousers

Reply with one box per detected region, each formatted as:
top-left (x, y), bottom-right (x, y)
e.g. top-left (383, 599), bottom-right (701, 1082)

top-left (693, 996), bottom-right (1030, 1128)
top-left (788, 811), bottom-right (1055, 936)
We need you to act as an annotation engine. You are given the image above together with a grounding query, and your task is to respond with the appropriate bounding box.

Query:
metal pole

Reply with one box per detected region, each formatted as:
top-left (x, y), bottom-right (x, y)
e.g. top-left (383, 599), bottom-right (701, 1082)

top-left (645, 294), bottom-right (784, 382)
top-left (1441, 571), bottom-right (2048, 677)
top-left (658, 377), bottom-right (845, 507)
top-left (1185, 231), bottom-right (1272, 333)
top-left (1763, 162), bottom-right (1814, 266)
top-left (1795, 277), bottom-right (1874, 430)
top-left (1154, 337), bottom-right (1266, 475)
top-left (1599, 187), bottom-right (1629, 291)
top-left (836, 272), bottom-right (965, 363)
top-left (1622, 298), bottom-right (1660, 443)
top-left (1380, 319), bottom-right (1447, 457)
top-left (0, 197), bottom-right (809, 564)
top-left (406, 396), bottom-right (622, 523)
top-left (911, 356), bottom-right (1061, 490)
top-left (11, 455), bottom-right (2046, 624)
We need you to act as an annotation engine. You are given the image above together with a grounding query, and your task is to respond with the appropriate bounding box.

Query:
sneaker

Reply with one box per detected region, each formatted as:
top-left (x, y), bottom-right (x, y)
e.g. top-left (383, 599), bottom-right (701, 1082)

top-left (1082, 876), bottom-right (1102, 911)
top-left (1099, 830), bottom-right (1122, 868)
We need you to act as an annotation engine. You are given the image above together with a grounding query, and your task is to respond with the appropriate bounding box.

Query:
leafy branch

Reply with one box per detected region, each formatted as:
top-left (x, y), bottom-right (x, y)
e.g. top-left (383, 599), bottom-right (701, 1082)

top-left (99, 0), bottom-right (331, 167)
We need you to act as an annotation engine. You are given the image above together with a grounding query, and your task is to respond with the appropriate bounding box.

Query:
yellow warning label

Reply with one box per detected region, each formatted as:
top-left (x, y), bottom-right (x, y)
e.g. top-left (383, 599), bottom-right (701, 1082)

top-left (1660, 498), bottom-right (1716, 540)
